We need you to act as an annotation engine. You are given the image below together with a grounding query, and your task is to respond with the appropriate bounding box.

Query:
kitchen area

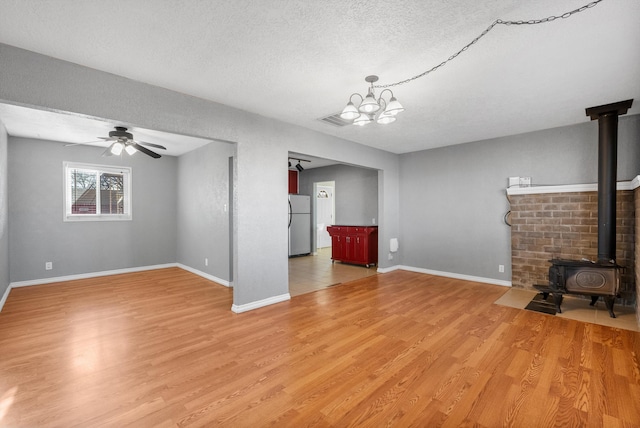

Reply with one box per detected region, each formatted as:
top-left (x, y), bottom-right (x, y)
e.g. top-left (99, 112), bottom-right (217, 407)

top-left (287, 155), bottom-right (380, 296)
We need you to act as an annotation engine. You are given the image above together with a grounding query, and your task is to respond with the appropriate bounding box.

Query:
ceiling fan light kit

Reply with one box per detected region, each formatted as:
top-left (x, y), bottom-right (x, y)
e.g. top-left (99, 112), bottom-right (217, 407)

top-left (110, 141), bottom-right (125, 155)
top-left (125, 144), bottom-right (137, 155)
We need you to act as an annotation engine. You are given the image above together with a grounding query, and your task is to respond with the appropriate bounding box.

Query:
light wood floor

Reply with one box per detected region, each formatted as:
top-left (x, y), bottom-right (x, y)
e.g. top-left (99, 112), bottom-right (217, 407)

top-left (1, 268), bottom-right (639, 427)
top-left (288, 247), bottom-right (378, 296)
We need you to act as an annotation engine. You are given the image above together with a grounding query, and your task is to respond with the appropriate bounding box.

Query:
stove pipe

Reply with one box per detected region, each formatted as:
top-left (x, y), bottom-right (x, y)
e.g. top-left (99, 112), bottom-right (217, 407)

top-left (585, 99), bottom-right (633, 263)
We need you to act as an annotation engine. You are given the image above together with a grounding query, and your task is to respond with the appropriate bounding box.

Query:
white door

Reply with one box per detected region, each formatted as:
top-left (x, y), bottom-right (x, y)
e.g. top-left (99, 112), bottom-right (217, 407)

top-left (316, 184), bottom-right (334, 248)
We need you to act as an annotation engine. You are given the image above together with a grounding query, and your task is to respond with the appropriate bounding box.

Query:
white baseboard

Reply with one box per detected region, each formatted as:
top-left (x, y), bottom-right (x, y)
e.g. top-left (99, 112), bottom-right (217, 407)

top-left (8, 263), bottom-right (233, 290)
top-left (9, 263), bottom-right (179, 288)
top-left (176, 263), bottom-right (230, 287)
top-left (231, 293), bottom-right (291, 314)
top-left (377, 265), bottom-right (401, 273)
top-left (0, 284), bottom-right (10, 313)
top-left (2, 262), bottom-right (509, 315)
top-left (398, 265), bottom-right (512, 287)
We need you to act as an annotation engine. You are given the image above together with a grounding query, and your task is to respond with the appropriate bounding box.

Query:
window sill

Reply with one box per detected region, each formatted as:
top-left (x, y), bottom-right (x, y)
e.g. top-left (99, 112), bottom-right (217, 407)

top-left (64, 215), bottom-right (132, 222)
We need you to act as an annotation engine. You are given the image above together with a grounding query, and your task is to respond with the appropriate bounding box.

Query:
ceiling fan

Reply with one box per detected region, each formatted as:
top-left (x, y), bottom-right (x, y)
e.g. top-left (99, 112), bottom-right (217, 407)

top-left (67, 126), bottom-right (167, 158)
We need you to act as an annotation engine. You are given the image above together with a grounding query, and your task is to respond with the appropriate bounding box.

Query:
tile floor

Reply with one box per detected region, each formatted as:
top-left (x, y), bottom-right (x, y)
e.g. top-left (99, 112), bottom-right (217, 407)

top-left (495, 288), bottom-right (639, 332)
top-left (288, 247), bottom-right (378, 297)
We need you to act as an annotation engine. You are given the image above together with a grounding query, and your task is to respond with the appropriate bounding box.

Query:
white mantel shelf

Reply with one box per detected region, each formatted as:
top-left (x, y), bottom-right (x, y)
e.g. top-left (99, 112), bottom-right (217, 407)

top-left (507, 175), bottom-right (640, 196)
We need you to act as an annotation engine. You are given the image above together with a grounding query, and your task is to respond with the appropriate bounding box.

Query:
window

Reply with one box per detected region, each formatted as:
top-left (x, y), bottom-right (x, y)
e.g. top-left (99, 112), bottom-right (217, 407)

top-left (64, 162), bottom-right (132, 221)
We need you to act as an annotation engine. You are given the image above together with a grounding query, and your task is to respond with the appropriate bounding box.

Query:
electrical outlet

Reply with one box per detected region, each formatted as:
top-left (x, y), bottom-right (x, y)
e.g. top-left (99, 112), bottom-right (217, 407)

top-left (498, 264), bottom-right (505, 273)
top-left (45, 262), bottom-right (53, 270)
top-left (388, 253), bottom-right (393, 260)
top-left (205, 258), bottom-right (209, 266)
top-left (372, 218), bottom-right (376, 224)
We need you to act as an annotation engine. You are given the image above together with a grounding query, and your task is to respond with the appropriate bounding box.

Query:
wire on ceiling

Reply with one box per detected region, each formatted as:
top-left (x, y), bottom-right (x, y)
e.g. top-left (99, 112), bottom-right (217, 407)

top-left (374, 0), bottom-right (605, 89)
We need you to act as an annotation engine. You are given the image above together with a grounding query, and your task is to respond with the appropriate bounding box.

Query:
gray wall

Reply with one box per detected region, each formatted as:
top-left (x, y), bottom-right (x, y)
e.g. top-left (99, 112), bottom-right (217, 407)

top-left (177, 141), bottom-right (235, 281)
top-left (399, 115), bottom-right (640, 282)
top-left (298, 164), bottom-right (378, 225)
top-left (298, 164), bottom-right (378, 251)
top-left (8, 137), bottom-right (178, 282)
top-left (0, 43), bottom-right (401, 309)
top-left (0, 121), bottom-right (8, 301)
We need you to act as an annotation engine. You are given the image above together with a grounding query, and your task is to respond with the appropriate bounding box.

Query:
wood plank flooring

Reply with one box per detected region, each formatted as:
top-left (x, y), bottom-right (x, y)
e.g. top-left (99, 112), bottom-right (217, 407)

top-left (1, 268), bottom-right (639, 427)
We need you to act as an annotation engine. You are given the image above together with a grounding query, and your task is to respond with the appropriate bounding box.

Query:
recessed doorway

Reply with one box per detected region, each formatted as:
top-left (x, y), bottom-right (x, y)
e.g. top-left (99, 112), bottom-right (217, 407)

top-left (314, 181), bottom-right (335, 253)
top-left (287, 156), bottom-right (380, 297)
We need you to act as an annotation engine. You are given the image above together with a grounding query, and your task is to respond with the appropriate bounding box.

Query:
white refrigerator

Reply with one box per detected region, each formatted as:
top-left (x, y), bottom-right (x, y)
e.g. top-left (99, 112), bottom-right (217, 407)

top-left (288, 194), bottom-right (311, 257)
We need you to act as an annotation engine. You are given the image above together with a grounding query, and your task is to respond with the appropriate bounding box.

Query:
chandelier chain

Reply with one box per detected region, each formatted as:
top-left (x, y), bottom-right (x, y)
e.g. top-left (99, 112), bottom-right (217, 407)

top-left (374, 0), bottom-right (604, 89)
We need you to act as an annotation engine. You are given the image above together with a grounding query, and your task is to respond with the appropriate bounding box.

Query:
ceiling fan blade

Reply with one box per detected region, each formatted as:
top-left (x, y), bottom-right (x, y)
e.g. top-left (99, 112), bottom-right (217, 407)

top-left (135, 140), bottom-right (167, 150)
top-left (132, 142), bottom-right (161, 158)
top-left (64, 139), bottom-right (105, 147)
top-left (101, 144), bottom-right (115, 157)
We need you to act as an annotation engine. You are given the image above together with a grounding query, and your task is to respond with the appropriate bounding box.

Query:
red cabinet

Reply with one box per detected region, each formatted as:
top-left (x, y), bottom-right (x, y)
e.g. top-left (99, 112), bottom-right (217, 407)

top-left (326, 226), bottom-right (378, 267)
top-left (288, 170), bottom-right (298, 194)
top-left (330, 233), bottom-right (344, 261)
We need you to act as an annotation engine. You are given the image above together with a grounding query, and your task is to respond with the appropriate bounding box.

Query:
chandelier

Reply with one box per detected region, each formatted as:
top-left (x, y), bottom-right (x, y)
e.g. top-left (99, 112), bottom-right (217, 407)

top-left (340, 75), bottom-right (404, 126)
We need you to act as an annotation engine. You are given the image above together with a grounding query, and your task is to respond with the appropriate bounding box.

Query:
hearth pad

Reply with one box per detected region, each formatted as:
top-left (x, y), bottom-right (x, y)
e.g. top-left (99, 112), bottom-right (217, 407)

top-left (524, 293), bottom-right (557, 315)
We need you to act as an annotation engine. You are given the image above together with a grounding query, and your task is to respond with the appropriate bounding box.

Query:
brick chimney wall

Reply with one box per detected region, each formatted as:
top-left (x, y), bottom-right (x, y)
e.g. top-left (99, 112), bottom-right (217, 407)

top-left (510, 190), bottom-right (636, 303)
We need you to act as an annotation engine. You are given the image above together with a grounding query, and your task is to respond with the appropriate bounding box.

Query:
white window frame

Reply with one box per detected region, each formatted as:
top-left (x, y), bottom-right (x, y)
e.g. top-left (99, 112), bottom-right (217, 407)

top-left (63, 161), bottom-right (132, 222)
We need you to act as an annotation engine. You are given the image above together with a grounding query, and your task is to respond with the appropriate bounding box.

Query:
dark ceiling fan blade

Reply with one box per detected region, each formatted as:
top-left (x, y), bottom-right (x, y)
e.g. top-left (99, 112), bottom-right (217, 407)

top-left (131, 142), bottom-right (161, 158)
top-left (135, 139), bottom-right (167, 150)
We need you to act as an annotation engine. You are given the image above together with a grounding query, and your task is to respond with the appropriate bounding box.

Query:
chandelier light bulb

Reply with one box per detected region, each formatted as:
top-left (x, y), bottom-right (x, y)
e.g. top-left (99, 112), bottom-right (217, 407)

top-left (376, 111), bottom-right (396, 124)
top-left (359, 90), bottom-right (380, 114)
top-left (353, 113), bottom-right (372, 126)
top-left (340, 101), bottom-right (360, 120)
top-left (384, 97), bottom-right (404, 116)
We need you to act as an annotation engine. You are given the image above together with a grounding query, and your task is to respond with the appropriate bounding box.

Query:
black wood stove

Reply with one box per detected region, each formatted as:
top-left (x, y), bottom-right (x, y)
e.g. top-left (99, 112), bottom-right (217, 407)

top-left (542, 258), bottom-right (620, 318)
top-left (535, 99), bottom-right (633, 318)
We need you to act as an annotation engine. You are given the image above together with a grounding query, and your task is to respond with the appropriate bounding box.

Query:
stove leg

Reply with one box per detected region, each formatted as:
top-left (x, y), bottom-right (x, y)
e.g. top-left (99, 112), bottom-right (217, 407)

top-left (552, 293), bottom-right (563, 314)
top-left (590, 295), bottom-right (599, 306)
top-left (604, 296), bottom-right (616, 318)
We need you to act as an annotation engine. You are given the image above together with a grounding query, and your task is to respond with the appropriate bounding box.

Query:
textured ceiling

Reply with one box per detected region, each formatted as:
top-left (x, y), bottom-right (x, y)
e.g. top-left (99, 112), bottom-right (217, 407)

top-left (0, 0), bottom-right (638, 155)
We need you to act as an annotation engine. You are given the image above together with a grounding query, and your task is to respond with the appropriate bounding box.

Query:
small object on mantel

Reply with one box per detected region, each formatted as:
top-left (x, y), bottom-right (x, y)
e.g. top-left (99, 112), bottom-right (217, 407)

top-left (507, 176), bottom-right (532, 187)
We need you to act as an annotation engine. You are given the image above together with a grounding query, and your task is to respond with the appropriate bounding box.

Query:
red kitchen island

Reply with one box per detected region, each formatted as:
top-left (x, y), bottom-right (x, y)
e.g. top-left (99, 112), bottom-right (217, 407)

top-left (326, 226), bottom-right (378, 268)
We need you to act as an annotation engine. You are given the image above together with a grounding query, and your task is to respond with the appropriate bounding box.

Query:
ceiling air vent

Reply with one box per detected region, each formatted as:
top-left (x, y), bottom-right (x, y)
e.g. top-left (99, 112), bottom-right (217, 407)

top-left (318, 113), bottom-right (352, 127)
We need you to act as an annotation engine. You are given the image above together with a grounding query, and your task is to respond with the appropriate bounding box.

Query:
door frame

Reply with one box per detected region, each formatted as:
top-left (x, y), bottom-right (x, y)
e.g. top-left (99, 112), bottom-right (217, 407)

top-left (312, 180), bottom-right (335, 254)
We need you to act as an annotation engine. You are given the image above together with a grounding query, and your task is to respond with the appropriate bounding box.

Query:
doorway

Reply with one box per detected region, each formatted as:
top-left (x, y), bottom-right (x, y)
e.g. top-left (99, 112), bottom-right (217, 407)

top-left (314, 181), bottom-right (335, 252)
top-left (287, 154), bottom-right (380, 297)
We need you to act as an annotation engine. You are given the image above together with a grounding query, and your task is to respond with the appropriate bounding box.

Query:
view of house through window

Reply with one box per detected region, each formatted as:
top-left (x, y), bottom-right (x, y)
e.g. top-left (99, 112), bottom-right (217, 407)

top-left (64, 162), bottom-right (132, 221)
